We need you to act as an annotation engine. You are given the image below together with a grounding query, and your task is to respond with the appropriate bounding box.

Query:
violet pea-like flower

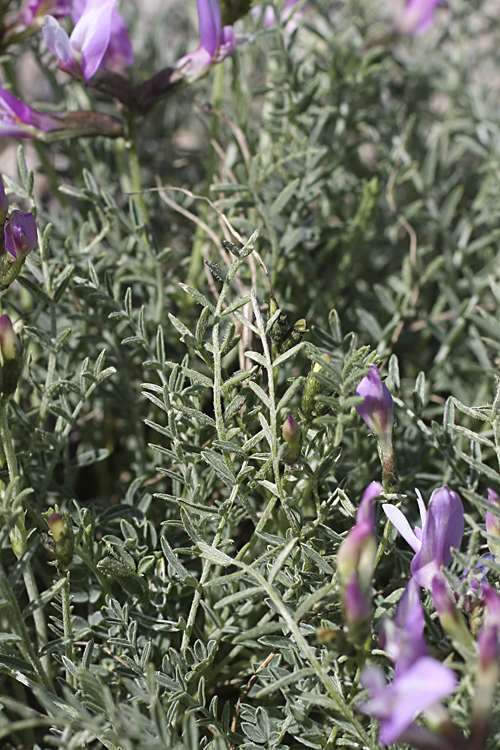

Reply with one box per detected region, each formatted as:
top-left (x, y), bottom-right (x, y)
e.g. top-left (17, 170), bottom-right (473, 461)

top-left (359, 578), bottom-right (458, 745)
top-left (175, 0), bottom-right (236, 76)
top-left (359, 657), bottom-right (457, 746)
top-left (255, 0), bottom-right (306, 33)
top-left (15, 0), bottom-right (72, 29)
top-left (4, 211), bottom-right (37, 260)
top-left (70, 0), bottom-right (133, 75)
top-left (0, 86), bottom-right (64, 139)
top-left (337, 481), bottom-right (380, 592)
top-left (355, 365), bottom-right (394, 453)
top-left (43, 0), bottom-right (122, 82)
top-left (393, 0), bottom-right (442, 35)
top-left (337, 482), bottom-right (381, 633)
top-left (379, 578), bottom-right (426, 675)
top-left (383, 486), bottom-right (464, 589)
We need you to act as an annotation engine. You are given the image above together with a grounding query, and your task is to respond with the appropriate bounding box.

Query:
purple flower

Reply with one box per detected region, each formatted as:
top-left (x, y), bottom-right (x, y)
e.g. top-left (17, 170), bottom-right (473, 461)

top-left (337, 482), bottom-right (380, 589)
top-left (0, 86), bottom-right (64, 139)
top-left (470, 583), bottom-right (500, 747)
top-left (71, 0), bottom-right (133, 75)
top-left (15, 0), bottom-right (71, 28)
top-left (355, 365), bottom-right (394, 453)
top-left (175, 0), bottom-right (236, 76)
top-left (383, 486), bottom-right (464, 589)
top-left (282, 412), bottom-right (301, 463)
top-left (359, 577), bottom-right (459, 746)
top-left (337, 482), bottom-right (381, 633)
top-left (359, 658), bottom-right (457, 745)
top-left (282, 412), bottom-right (300, 446)
top-left (393, 0), bottom-right (442, 35)
top-left (4, 211), bottom-right (37, 260)
top-left (379, 579), bottom-right (426, 675)
top-left (431, 572), bottom-right (474, 647)
top-left (343, 574), bottom-right (371, 626)
top-left (43, 0), bottom-right (127, 82)
top-left (255, 0), bottom-right (306, 33)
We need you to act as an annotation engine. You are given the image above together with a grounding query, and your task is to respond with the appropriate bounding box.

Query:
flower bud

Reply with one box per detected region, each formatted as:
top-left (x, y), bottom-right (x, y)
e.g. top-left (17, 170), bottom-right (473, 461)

top-left (279, 318), bottom-right (306, 354)
top-left (4, 210), bottom-right (37, 260)
top-left (356, 365), bottom-right (400, 491)
top-left (431, 572), bottom-right (474, 648)
top-left (300, 353), bottom-right (332, 421)
top-left (9, 511), bottom-right (27, 558)
top-left (470, 583), bottom-right (500, 749)
top-left (355, 365), bottom-right (394, 452)
top-left (342, 574), bottom-right (371, 641)
top-left (337, 483), bottom-right (379, 634)
top-left (48, 512), bottom-right (74, 571)
top-left (338, 518), bottom-right (377, 592)
top-left (0, 210), bottom-right (37, 290)
top-left (0, 316), bottom-right (23, 397)
top-left (282, 412), bottom-right (301, 464)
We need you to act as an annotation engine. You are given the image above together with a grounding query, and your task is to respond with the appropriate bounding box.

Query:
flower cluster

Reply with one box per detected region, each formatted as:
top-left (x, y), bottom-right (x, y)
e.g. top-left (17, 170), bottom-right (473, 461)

top-left (0, 176), bottom-right (37, 287)
top-left (351, 359), bottom-right (500, 748)
top-left (0, 175), bottom-right (35, 400)
top-left (383, 485), bottom-right (464, 590)
top-left (359, 579), bottom-right (458, 746)
top-left (0, 0), bottom-right (445, 142)
top-left (351, 359), bottom-right (500, 747)
top-left (0, 0), bottom-right (237, 137)
top-left (337, 482), bottom-right (381, 640)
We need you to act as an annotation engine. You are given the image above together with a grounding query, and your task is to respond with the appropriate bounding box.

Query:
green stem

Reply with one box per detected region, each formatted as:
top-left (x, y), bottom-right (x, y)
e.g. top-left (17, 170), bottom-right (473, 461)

top-left (22, 563), bottom-right (50, 679)
top-left (0, 400), bottom-right (54, 685)
top-left (257, 296), bottom-right (300, 536)
top-left (181, 497), bottom-right (235, 655)
top-left (33, 143), bottom-right (69, 209)
top-left (0, 560), bottom-right (54, 692)
top-left (61, 572), bottom-right (75, 687)
top-left (374, 516), bottom-right (393, 570)
top-left (127, 124), bottom-right (148, 226)
top-left (187, 63), bottom-right (225, 287)
top-left (236, 559), bottom-right (377, 749)
top-left (212, 321), bottom-right (226, 442)
top-left (0, 401), bottom-right (18, 479)
top-left (380, 443), bottom-right (400, 494)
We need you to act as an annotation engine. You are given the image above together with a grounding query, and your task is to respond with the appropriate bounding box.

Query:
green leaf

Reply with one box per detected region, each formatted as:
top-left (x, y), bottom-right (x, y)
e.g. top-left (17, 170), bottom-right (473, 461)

top-left (179, 283), bottom-right (215, 312)
top-left (269, 178), bottom-right (300, 218)
top-left (202, 450), bottom-right (236, 486)
top-left (197, 542), bottom-right (234, 567)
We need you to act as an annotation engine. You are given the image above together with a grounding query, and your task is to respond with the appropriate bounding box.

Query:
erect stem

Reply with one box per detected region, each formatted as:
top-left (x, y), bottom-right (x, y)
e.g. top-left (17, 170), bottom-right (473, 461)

top-left (61, 571), bottom-right (75, 687)
top-left (0, 401), bottom-right (18, 479)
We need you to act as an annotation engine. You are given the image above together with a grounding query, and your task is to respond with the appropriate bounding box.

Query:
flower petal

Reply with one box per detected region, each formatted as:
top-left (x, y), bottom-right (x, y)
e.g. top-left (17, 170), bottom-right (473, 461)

top-left (102, 8), bottom-right (134, 73)
top-left (357, 481), bottom-right (382, 527)
top-left (355, 365), bottom-right (394, 448)
top-left (196, 0), bottom-right (222, 58)
top-left (43, 15), bottom-right (80, 75)
top-left (382, 503), bottom-right (421, 553)
top-left (411, 486), bottom-right (463, 589)
top-left (380, 579), bottom-right (426, 674)
top-left (70, 0), bottom-right (118, 81)
top-left (360, 657), bottom-right (457, 746)
top-left (394, 0), bottom-right (442, 35)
